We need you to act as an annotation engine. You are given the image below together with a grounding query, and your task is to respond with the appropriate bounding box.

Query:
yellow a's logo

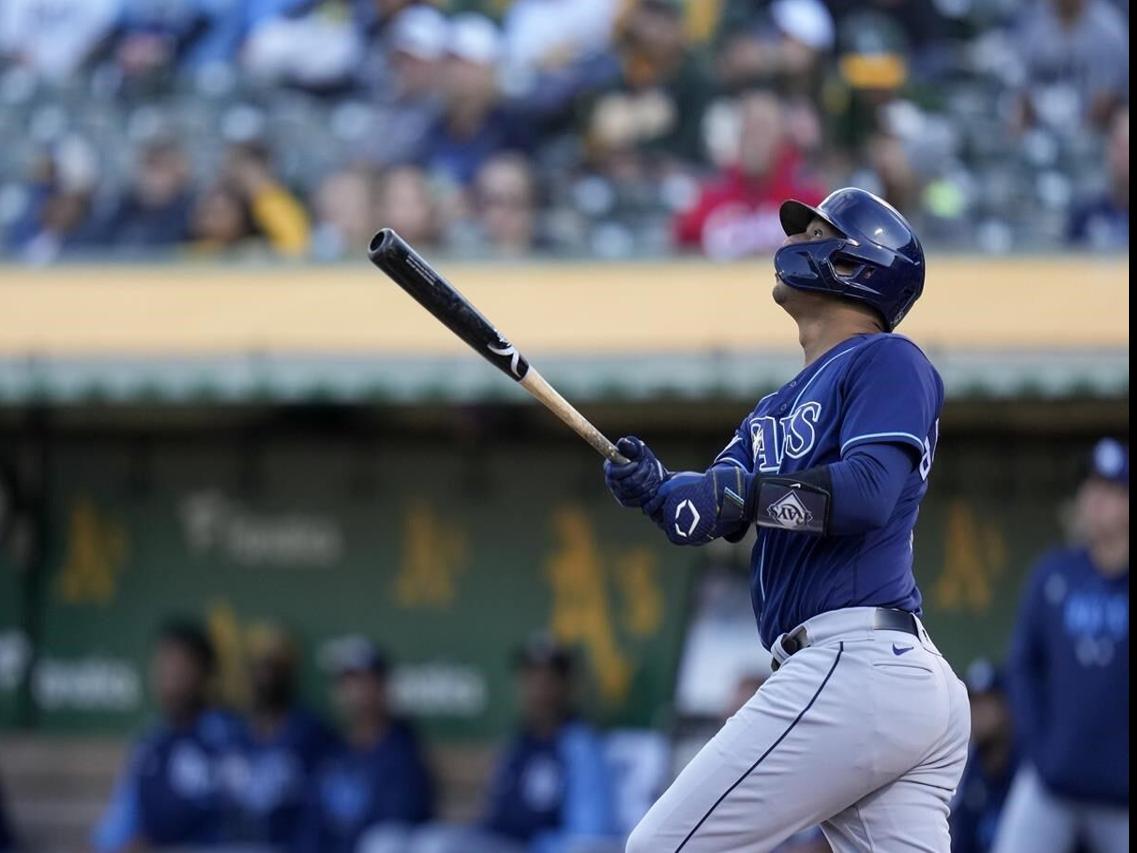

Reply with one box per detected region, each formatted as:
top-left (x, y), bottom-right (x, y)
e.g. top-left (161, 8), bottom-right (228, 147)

top-left (545, 506), bottom-right (664, 704)
top-left (393, 500), bottom-right (468, 608)
top-left (56, 497), bottom-right (129, 605)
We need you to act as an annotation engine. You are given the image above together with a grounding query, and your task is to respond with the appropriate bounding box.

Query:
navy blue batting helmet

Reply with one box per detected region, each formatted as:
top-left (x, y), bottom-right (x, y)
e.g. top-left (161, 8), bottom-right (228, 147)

top-left (774, 187), bottom-right (925, 330)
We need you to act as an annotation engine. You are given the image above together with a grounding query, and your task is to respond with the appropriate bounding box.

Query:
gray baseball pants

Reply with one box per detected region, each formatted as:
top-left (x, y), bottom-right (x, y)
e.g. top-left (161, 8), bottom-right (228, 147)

top-left (627, 608), bottom-right (971, 852)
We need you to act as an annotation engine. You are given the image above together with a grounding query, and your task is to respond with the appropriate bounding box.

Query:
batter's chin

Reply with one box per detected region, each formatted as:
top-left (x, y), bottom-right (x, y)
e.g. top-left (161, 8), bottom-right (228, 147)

top-left (772, 277), bottom-right (792, 306)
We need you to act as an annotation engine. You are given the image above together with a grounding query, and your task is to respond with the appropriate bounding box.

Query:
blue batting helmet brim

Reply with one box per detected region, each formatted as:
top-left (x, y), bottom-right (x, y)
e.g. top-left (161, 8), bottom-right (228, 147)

top-left (780, 199), bottom-right (837, 238)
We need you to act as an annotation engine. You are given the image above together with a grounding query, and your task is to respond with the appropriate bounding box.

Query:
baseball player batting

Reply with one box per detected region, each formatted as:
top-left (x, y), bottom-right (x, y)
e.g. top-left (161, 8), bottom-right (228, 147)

top-left (604, 188), bottom-right (970, 852)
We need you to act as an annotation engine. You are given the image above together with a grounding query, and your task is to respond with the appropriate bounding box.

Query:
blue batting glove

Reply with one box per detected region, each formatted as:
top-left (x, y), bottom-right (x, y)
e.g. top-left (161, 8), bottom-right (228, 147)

top-left (603, 436), bottom-right (669, 508)
top-left (644, 466), bottom-right (753, 545)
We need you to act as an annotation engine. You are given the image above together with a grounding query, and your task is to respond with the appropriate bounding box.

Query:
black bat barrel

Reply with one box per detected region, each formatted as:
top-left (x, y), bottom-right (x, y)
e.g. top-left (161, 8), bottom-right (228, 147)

top-left (368, 228), bottom-right (530, 382)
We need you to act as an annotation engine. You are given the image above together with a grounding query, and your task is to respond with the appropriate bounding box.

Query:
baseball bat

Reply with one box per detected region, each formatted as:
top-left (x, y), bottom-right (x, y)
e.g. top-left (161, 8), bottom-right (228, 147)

top-left (367, 229), bottom-right (628, 464)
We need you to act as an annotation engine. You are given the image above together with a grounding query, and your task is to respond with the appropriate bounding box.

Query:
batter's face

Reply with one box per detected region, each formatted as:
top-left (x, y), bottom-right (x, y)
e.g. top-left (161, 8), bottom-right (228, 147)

top-left (772, 215), bottom-right (842, 306)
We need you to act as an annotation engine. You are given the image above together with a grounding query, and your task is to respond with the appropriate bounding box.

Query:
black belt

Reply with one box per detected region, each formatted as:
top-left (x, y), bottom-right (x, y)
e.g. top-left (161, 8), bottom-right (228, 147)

top-left (771, 608), bottom-right (920, 671)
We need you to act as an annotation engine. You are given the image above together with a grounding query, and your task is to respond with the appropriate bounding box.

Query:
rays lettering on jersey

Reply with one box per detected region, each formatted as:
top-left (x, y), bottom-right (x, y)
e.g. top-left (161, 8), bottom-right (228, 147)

top-left (750, 402), bottom-right (823, 472)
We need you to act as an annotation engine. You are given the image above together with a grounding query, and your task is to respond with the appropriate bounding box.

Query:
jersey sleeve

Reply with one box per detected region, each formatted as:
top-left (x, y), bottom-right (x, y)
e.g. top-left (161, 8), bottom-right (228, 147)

top-left (838, 337), bottom-right (942, 460)
top-left (712, 411), bottom-right (754, 472)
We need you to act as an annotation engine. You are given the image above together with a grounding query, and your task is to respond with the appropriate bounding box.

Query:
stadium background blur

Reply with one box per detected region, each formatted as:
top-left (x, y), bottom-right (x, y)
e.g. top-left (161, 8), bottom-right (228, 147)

top-left (0, 0), bottom-right (1128, 851)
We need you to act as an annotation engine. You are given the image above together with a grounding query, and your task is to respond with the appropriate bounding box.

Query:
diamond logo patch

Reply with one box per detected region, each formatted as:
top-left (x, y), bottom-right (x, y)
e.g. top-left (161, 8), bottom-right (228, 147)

top-left (767, 489), bottom-right (813, 529)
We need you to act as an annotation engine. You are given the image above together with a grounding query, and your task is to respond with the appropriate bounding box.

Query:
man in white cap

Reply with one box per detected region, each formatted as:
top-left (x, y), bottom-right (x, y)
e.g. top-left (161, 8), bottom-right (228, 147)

top-left (359, 4), bottom-right (449, 167)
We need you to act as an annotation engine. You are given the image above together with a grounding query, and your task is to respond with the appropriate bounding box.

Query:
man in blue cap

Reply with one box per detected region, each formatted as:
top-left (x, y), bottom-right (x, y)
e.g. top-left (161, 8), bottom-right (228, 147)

top-left (994, 439), bottom-right (1129, 853)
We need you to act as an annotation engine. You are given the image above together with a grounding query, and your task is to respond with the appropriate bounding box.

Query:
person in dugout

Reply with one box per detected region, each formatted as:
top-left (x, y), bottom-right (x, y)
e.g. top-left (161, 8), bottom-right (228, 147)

top-left (399, 635), bottom-right (617, 853)
top-left (226, 627), bottom-right (334, 847)
top-left (94, 619), bottom-right (241, 851)
top-left (298, 637), bottom-right (433, 853)
top-left (994, 439), bottom-right (1129, 853)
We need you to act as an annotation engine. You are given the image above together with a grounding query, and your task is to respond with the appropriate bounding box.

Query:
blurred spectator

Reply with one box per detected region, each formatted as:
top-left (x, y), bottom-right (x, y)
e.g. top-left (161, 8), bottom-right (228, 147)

top-left (1014, 0), bottom-right (1129, 131)
top-left (0, 0), bottom-right (121, 82)
top-left (189, 142), bottom-right (311, 258)
top-left (88, 139), bottom-right (193, 253)
top-left (584, 0), bottom-right (714, 165)
top-left (826, 10), bottom-right (911, 155)
top-left (857, 131), bottom-right (921, 217)
top-left (93, 619), bottom-right (241, 852)
top-left (354, 0), bottom-right (422, 38)
top-left (501, 0), bottom-right (618, 80)
top-left (826, 0), bottom-right (948, 55)
top-left (298, 636), bottom-right (433, 853)
top-left (224, 142), bottom-right (311, 257)
top-left (714, 0), bottom-right (835, 96)
top-left (479, 636), bottom-right (615, 851)
top-left (311, 167), bottom-right (379, 260)
top-left (408, 635), bottom-right (616, 853)
top-left (243, 0), bottom-right (365, 93)
top-left (2, 137), bottom-right (100, 265)
top-left (950, 660), bottom-right (1018, 853)
top-left (373, 165), bottom-right (442, 248)
top-left (227, 627), bottom-right (334, 847)
top-left (358, 5), bottom-right (448, 167)
top-left (109, 0), bottom-right (248, 88)
top-left (189, 182), bottom-right (258, 254)
top-left (449, 153), bottom-right (542, 256)
top-left (1068, 108), bottom-right (1128, 249)
top-left (420, 14), bottom-right (531, 186)
top-left (674, 89), bottom-right (826, 259)
top-left (994, 439), bottom-right (1129, 853)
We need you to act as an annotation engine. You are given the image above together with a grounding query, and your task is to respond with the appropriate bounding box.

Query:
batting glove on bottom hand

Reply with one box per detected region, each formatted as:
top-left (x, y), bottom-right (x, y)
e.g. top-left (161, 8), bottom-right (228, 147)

top-left (644, 465), bottom-right (753, 545)
top-left (603, 436), bottom-right (669, 508)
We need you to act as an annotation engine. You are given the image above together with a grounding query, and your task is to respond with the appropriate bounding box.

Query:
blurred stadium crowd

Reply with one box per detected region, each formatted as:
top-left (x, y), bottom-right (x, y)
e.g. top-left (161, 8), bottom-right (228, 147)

top-left (0, 0), bottom-right (1130, 265)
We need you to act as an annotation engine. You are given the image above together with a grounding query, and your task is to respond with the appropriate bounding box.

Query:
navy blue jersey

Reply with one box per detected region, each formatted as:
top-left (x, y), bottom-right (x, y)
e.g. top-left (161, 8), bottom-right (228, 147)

top-left (1008, 546), bottom-right (1129, 805)
top-left (715, 333), bottom-right (943, 646)
top-left (298, 719), bottom-right (433, 853)
top-left (483, 720), bottom-right (615, 845)
top-left (94, 709), bottom-right (243, 852)
top-left (226, 708), bottom-right (334, 845)
top-left (484, 729), bottom-right (567, 841)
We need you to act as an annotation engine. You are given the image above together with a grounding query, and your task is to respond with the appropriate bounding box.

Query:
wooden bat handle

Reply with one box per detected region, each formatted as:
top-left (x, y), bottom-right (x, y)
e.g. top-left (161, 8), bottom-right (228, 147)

top-left (519, 369), bottom-right (629, 464)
